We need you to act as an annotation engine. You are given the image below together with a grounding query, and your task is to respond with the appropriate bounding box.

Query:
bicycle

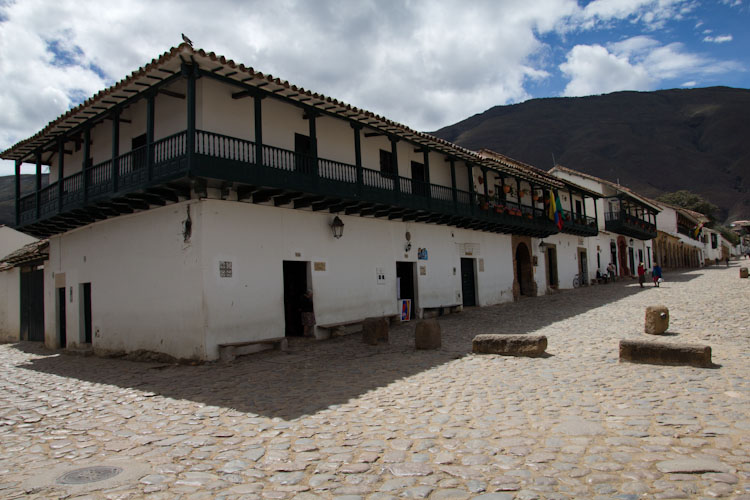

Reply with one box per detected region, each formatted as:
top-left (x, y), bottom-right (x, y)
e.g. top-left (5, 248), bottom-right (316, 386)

top-left (572, 274), bottom-right (580, 288)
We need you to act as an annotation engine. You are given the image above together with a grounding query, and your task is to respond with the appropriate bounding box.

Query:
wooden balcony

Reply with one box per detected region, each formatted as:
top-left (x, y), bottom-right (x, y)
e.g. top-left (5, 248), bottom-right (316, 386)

top-left (17, 130), bottom-right (560, 238)
top-left (604, 210), bottom-right (657, 240)
top-left (560, 209), bottom-right (598, 237)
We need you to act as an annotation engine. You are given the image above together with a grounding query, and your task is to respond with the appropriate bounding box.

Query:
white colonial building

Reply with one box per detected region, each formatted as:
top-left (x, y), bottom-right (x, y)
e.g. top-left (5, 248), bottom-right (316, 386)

top-left (652, 202), bottom-right (706, 268)
top-left (2, 44), bottom-right (604, 361)
top-left (549, 166), bottom-right (659, 282)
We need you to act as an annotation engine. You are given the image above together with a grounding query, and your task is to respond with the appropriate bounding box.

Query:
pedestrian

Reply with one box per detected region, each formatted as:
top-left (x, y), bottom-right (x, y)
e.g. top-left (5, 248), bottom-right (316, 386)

top-left (725, 256), bottom-right (729, 267)
top-left (652, 263), bottom-right (662, 287)
top-left (607, 262), bottom-right (617, 282)
top-left (637, 261), bottom-right (646, 288)
top-left (300, 290), bottom-right (315, 338)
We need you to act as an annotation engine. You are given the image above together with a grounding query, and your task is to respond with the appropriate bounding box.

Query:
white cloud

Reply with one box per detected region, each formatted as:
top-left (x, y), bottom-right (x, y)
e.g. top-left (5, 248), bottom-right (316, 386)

top-left (681, 81), bottom-right (697, 87)
top-left (703, 34), bottom-right (733, 43)
top-left (578, 0), bottom-right (697, 30)
top-left (560, 36), bottom-right (742, 97)
top-left (559, 44), bottom-right (654, 96)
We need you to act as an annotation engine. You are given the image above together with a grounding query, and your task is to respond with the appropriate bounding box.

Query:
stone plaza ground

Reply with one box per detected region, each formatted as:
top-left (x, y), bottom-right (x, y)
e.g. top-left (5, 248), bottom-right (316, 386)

top-left (1, 264), bottom-right (749, 499)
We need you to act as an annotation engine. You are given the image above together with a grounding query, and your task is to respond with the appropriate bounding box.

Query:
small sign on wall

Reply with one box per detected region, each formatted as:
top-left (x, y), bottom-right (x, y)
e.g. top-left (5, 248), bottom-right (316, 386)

top-left (314, 261), bottom-right (326, 272)
top-left (417, 248), bottom-right (428, 260)
top-left (376, 267), bottom-right (386, 284)
top-left (478, 258), bottom-right (484, 272)
top-left (419, 265), bottom-right (427, 276)
top-left (219, 261), bottom-right (232, 278)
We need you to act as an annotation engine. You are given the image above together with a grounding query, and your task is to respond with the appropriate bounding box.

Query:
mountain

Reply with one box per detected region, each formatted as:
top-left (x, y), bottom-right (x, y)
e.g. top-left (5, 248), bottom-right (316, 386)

top-left (0, 175), bottom-right (49, 227)
top-left (431, 86), bottom-right (750, 222)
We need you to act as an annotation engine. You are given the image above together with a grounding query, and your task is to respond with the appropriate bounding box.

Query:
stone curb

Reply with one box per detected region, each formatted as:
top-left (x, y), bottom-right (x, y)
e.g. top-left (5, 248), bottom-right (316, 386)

top-left (472, 334), bottom-right (547, 357)
top-left (619, 339), bottom-right (712, 368)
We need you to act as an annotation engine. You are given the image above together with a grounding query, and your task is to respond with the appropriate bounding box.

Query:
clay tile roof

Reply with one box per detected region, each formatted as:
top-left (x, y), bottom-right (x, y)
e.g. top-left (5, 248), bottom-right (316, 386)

top-left (1, 239), bottom-right (48, 267)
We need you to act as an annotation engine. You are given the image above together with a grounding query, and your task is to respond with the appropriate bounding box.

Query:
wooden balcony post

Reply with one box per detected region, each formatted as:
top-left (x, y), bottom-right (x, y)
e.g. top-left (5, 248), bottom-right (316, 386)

top-left (352, 123), bottom-right (362, 195)
top-left (111, 109), bottom-right (120, 192)
top-left (449, 158), bottom-right (457, 208)
top-left (14, 160), bottom-right (21, 227)
top-left (35, 151), bottom-right (42, 219)
top-left (466, 162), bottom-right (475, 215)
top-left (146, 92), bottom-right (155, 181)
top-left (254, 95), bottom-right (263, 168)
top-left (307, 109), bottom-right (318, 179)
top-left (82, 127), bottom-right (91, 203)
top-left (482, 167), bottom-right (489, 201)
top-left (185, 63), bottom-right (196, 174)
top-left (58, 138), bottom-right (65, 213)
top-left (390, 136), bottom-right (400, 199)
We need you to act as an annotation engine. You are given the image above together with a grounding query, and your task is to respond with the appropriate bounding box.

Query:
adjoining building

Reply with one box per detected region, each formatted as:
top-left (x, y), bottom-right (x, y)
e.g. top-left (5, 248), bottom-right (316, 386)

top-left (2, 44), bottom-right (602, 361)
top-left (0, 227), bottom-right (44, 343)
top-left (549, 165), bottom-right (659, 281)
top-left (653, 202), bottom-right (707, 268)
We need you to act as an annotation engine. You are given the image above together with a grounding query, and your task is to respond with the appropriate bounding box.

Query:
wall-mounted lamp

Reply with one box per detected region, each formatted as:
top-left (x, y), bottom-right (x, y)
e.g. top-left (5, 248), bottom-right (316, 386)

top-left (330, 216), bottom-right (344, 239)
top-left (629, 238), bottom-right (634, 246)
top-left (539, 240), bottom-right (545, 247)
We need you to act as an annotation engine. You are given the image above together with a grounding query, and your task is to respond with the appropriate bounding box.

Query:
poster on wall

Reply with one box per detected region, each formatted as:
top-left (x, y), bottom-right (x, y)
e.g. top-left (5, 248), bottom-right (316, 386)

top-left (399, 299), bottom-right (412, 321)
top-left (417, 248), bottom-right (428, 260)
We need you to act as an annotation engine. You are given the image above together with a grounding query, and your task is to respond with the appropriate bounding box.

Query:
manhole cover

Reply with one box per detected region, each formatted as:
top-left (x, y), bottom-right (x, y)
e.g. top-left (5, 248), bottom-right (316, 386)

top-left (56, 466), bottom-right (123, 485)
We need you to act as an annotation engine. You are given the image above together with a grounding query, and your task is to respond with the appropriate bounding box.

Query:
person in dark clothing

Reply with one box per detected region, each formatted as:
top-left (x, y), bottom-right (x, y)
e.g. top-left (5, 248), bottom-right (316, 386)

top-left (300, 290), bottom-right (315, 337)
top-left (652, 264), bottom-right (662, 287)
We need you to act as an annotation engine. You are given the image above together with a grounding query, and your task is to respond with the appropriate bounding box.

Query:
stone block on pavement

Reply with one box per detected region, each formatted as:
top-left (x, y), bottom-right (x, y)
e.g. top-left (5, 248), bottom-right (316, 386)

top-left (619, 340), bottom-right (712, 368)
top-left (644, 305), bottom-right (670, 335)
top-left (415, 319), bottom-right (441, 350)
top-left (362, 317), bottom-right (389, 345)
top-left (472, 334), bottom-right (547, 357)
top-left (740, 267), bottom-right (748, 278)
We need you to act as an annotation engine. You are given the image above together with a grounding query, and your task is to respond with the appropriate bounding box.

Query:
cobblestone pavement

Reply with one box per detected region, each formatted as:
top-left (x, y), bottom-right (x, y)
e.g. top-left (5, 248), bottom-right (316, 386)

top-left (1, 264), bottom-right (749, 499)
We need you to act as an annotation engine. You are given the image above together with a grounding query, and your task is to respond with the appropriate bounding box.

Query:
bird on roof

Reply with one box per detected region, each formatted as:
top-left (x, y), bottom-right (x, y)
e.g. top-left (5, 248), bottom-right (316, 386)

top-left (181, 33), bottom-right (193, 47)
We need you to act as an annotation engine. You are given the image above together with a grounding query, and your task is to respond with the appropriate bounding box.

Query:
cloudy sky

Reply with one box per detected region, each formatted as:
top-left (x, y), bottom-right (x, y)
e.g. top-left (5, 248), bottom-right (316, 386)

top-left (1, 0), bottom-right (748, 175)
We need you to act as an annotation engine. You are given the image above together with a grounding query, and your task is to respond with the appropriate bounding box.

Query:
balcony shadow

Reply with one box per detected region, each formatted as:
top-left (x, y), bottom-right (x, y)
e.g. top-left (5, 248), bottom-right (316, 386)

top-left (13, 269), bottom-right (701, 420)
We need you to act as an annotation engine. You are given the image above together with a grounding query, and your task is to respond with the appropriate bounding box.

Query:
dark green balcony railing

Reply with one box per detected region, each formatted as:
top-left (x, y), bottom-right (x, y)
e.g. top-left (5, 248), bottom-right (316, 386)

top-left (18, 129), bottom-right (560, 238)
top-left (560, 209), bottom-right (598, 237)
top-left (604, 210), bottom-right (657, 240)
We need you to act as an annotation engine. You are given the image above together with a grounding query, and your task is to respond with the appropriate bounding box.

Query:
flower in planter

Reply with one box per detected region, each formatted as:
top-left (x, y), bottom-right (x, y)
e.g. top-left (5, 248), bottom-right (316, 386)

top-left (503, 185), bottom-right (511, 193)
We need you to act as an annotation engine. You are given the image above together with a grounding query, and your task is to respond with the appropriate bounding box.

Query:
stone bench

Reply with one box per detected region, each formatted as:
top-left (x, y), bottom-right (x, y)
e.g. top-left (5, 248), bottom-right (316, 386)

top-left (318, 314), bottom-right (399, 338)
top-left (472, 334), bottom-right (547, 357)
top-left (619, 340), bottom-right (712, 368)
top-left (218, 337), bottom-right (288, 362)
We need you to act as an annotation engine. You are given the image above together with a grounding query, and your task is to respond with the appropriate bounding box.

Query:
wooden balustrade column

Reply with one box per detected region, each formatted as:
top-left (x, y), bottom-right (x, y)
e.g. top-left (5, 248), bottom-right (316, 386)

top-left (14, 160), bottom-right (21, 226)
top-left (35, 151), bottom-right (42, 219)
top-left (390, 136), bottom-right (400, 199)
top-left (185, 63), bottom-right (196, 174)
top-left (82, 127), bottom-right (91, 203)
top-left (466, 162), bottom-right (475, 215)
top-left (254, 96), bottom-right (263, 168)
top-left (111, 109), bottom-right (120, 192)
top-left (351, 123), bottom-right (363, 195)
top-left (57, 139), bottom-right (65, 213)
top-left (449, 158), bottom-right (457, 209)
top-left (307, 109), bottom-right (318, 178)
top-left (146, 92), bottom-right (155, 181)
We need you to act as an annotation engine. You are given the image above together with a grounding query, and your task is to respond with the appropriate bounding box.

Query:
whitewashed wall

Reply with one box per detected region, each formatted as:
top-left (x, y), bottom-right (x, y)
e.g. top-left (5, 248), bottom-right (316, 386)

top-left (199, 199), bottom-right (517, 359)
top-left (0, 268), bottom-right (20, 342)
top-left (45, 202), bottom-right (206, 359)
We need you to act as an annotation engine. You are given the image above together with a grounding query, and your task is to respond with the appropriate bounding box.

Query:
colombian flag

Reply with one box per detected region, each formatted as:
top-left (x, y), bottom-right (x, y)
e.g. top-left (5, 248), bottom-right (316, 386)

top-left (693, 222), bottom-right (704, 238)
top-left (548, 190), bottom-right (563, 230)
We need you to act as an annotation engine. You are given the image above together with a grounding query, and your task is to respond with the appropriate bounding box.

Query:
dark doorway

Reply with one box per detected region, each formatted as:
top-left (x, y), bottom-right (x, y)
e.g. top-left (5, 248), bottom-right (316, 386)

top-left (460, 258), bottom-right (476, 307)
top-left (82, 283), bottom-right (92, 344)
top-left (57, 287), bottom-right (67, 348)
top-left (20, 267), bottom-right (44, 341)
top-left (575, 200), bottom-right (582, 220)
top-left (131, 133), bottom-right (147, 170)
top-left (283, 261), bottom-right (308, 337)
top-left (411, 161), bottom-right (428, 197)
top-left (294, 133), bottom-right (313, 174)
top-left (628, 247), bottom-right (635, 276)
top-left (618, 240), bottom-right (629, 276)
top-left (396, 262), bottom-right (415, 319)
top-left (579, 250), bottom-right (588, 285)
top-left (515, 243), bottom-right (533, 296)
top-left (610, 242), bottom-right (618, 275)
top-left (545, 246), bottom-right (558, 288)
